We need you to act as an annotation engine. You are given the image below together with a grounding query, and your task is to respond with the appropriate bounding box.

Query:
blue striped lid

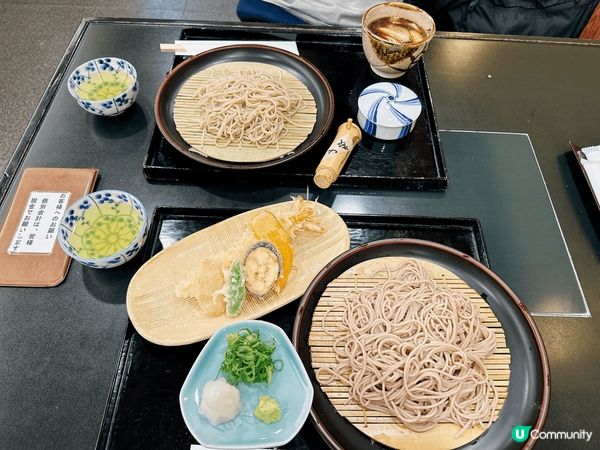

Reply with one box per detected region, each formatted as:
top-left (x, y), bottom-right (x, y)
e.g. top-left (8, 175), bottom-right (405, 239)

top-left (357, 82), bottom-right (422, 139)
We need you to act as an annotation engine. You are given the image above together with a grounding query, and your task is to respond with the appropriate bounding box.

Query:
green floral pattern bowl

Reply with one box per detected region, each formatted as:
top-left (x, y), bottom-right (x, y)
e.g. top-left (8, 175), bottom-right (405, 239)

top-left (58, 190), bottom-right (148, 269)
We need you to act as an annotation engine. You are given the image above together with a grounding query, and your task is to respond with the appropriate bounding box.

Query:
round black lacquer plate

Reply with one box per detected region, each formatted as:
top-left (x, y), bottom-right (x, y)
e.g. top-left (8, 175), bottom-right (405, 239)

top-left (154, 44), bottom-right (334, 170)
top-left (293, 238), bottom-right (550, 450)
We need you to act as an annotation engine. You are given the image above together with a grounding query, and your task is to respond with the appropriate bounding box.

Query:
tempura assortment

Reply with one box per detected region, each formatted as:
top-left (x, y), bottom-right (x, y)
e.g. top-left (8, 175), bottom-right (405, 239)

top-left (175, 197), bottom-right (323, 317)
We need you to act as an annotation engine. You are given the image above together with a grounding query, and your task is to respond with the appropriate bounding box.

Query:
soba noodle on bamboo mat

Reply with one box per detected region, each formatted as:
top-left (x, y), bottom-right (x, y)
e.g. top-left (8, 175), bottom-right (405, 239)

top-left (173, 61), bottom-right (317, 163)
top-left (309, 257), bottom-right (510, 450)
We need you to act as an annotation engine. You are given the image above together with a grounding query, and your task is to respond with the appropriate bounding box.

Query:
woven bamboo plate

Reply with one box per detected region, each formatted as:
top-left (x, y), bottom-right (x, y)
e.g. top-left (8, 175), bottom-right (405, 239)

top-left (309, 257), bottom-right (509, 449)
top-left (293, 239), bottom-right (550, 450)
top-left (173, 61), bottom-right (317, 163)
top-left (154, 45), bottom-right (334, 170)
top-left (126, 201), bottom-right (350, 346)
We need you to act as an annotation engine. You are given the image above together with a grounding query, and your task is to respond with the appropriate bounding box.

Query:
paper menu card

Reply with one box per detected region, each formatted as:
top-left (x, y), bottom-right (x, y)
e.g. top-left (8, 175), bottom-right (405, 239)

top-left (0, 167), bottom-right (99, 287)
top-left (190, 446), bottom-right (268, 450)
top-left (571, 142), bottom-right (600, 208)
top-left (8, 191), bottom-right (71, 254)
top-left (578, 145), bottom-right (600, 205)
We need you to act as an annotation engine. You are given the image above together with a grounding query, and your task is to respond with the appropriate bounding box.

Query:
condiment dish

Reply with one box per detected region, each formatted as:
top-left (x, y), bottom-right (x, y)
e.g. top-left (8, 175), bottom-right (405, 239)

top-left (180, 320), bottom-right (314, 449)
top-left (357, 82), bottom-right (422, 140)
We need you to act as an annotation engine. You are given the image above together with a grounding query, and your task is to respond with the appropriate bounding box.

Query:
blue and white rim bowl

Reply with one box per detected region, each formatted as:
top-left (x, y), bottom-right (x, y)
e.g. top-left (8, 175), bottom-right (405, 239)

top-left (357, 82), bottom-right (422, 141)
top-left (57, 190), bottom-right (149, 269)
top-left (67, 57), bottom-right (138, 116)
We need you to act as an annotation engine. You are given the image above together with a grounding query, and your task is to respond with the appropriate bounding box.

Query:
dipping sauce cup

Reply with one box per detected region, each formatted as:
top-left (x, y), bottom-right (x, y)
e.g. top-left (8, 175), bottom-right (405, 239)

top-left (67, 57), bottom-right (138, 116)
top-left (58, 190), bottom-right (148, 269)
top-left (362, 2), bottom-right (435, 79)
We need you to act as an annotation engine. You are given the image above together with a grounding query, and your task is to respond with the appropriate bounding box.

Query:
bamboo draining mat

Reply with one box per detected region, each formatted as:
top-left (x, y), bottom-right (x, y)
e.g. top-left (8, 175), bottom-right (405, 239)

top-left (309, 257), bottom-right (510, 450)
top-left (127, 201), bottom-right (349, 346)
top-left (173, 61), bottom-right (317, 163)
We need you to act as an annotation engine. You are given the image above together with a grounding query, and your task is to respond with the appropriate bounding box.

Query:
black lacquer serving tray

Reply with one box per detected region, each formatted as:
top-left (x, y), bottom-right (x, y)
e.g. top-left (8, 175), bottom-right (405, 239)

top-left (144, 28), bottom-right (446, 190)
top-left (96, 207), bottom-right (486, 449)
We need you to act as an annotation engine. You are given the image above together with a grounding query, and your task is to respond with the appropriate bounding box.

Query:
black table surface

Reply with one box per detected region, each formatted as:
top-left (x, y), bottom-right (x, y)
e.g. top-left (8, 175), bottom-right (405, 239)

top-left (1, 19), bottom-right (599, 449)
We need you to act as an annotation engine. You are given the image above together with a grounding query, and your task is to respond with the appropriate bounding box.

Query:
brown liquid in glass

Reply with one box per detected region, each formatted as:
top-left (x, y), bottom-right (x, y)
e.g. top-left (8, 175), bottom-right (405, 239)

top-left (368, 16), bottom-right (427, 44)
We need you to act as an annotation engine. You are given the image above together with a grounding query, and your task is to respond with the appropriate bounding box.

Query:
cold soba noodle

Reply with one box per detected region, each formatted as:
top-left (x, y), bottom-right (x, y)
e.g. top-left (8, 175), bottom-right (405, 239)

top-left (194, 69), bottom-right (305, 149)
top-left (317, 259), bottom-right (498, 436)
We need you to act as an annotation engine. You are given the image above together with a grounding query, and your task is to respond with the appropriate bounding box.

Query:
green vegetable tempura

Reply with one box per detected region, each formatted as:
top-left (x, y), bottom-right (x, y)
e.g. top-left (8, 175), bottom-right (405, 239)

top-left (225, 260), bottom-right (245, 317)
top-left (220, 329), bottom-right (283, 385)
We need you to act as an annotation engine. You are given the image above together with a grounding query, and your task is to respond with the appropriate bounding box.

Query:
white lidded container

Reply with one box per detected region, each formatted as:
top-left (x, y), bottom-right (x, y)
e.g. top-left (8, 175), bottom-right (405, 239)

top-left (357, 82), bottom-right (422, 140)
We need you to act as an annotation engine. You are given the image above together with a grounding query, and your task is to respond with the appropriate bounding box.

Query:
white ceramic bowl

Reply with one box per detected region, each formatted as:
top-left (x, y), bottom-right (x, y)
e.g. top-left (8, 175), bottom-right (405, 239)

top-left (67, 57), bottom-right (138, 116)
top-left (58, 189), bottom-right (148, 269)
top-left (357, 82), bottom-right (422, 140)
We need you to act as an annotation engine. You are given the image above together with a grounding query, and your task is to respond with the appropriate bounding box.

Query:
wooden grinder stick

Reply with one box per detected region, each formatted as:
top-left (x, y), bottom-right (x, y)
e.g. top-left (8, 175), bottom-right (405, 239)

top-left (313, 119), bottom-right (362, 189)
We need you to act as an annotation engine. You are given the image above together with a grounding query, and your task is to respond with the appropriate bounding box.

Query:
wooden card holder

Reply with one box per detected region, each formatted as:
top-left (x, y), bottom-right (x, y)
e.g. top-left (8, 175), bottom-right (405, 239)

top-left (0, 167), bottom-right (99, 287)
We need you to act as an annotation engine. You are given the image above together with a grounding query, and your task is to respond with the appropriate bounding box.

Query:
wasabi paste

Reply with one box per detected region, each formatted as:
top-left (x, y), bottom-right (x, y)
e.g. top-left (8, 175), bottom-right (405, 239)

top-left (254, 395), bottom-right (281, 424)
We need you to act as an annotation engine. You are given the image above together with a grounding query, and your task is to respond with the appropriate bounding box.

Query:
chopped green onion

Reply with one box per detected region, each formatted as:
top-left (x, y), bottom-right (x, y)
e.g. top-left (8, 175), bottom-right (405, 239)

top-left (220, 328), bottom-right (282, 384)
